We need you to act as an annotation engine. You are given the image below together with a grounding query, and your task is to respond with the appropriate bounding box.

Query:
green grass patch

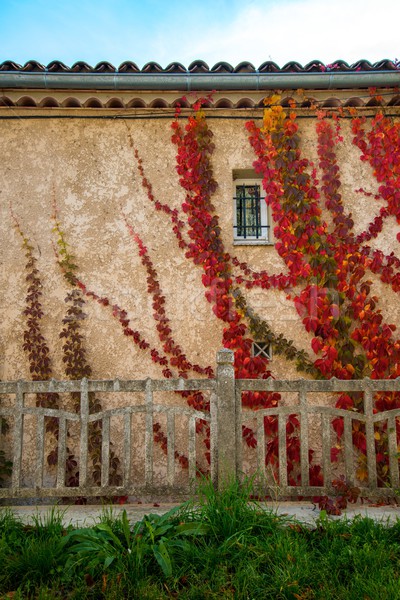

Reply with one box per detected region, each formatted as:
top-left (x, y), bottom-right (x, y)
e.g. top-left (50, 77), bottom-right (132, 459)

top-left (1, 481), bottom-right (400, 599)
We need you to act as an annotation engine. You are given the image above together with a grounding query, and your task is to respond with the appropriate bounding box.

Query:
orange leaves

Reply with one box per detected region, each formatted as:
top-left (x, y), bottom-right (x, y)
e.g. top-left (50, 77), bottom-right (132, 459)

top-left (345, 363), bottom-right (355, 376)
top-left (264, 94), bottom-right (281, 106)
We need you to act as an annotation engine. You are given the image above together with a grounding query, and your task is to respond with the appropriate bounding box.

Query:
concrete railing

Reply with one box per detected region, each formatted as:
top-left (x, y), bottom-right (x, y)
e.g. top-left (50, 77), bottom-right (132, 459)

top-left (1, 349), bottom-right (400, 500)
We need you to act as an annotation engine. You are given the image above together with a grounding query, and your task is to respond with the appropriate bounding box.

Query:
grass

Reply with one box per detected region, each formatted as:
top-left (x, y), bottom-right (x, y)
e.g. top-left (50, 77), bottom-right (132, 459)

top-left (1, 481), bottom-right (400, 599)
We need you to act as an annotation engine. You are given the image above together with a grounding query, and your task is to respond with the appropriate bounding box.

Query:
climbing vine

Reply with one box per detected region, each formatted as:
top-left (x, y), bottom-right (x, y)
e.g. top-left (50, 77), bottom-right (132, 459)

top-left (246, 97), bottom-right (400, 485)
top-left (8, 89), bottom-right (400, 496)
top-left (52, 209), bottom-right (123, 489)
top-left (10, 209), bottom-right (76, 485)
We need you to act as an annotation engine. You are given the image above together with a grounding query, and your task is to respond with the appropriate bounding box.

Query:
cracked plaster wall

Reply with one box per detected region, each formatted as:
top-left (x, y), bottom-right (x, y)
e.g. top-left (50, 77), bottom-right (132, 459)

top-left (1, 113), bottom-right (399, 385)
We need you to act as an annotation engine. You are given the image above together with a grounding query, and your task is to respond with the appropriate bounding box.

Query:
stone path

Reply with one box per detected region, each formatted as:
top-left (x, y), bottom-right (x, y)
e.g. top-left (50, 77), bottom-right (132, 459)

top-left (4, 501), bottom-right (400, 527)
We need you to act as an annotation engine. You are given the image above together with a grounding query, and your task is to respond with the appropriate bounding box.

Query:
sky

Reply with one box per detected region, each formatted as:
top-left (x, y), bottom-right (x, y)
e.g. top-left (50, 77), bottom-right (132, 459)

top-left (1, 0), bottom-right (399, 69)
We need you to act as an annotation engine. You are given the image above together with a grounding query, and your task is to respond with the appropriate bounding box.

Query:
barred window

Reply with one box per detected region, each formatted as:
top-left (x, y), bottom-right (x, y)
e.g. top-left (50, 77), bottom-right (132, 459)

top-left (233, 179), bottom-right (269, 242)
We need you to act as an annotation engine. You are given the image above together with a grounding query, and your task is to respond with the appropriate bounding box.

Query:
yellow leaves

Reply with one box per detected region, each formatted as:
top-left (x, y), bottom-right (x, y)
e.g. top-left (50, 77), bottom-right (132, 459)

top-left (262, 108), bottom-right (286, 132)
top-left (381, 464), bottom-right (389, 476)
top-left (356, 465), bottom-right (369, 482)
top-left (374, 431), bottom-right (381, 441)
top-left (261, 94), bottom-right (288, 134)
top-left (195, 108), bottom-right (205, 121)
top-left (264, 94), bottom-right (281, 106)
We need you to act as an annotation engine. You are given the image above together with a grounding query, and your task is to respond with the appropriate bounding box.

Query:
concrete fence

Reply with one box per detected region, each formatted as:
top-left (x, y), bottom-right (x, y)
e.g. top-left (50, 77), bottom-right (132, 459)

top-left (1, 349), bottom-right (400, 501)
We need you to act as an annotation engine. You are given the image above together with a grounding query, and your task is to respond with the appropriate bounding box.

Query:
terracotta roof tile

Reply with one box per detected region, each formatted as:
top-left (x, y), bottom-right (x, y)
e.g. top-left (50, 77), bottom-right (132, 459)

top-left (258, 61), bottom-right (280, 73)
top-left (211, 61), bottom-right (234, 73)
top-left (188, 60), bottom-right (209, 73)
top-left (70, 61), bottom-right (93, 73)
top-left (0, 60), bottom-right (21, 71)
top-left (141, 61), bottom-right (163, 73)
top-left (21, 60), bottom-right (45, 72)
top-left (281, 61), bottom-right (304, 73)
top-left (371, 59), bottom-right (398, 70)
top-left (93, 61), bottom-right (116, 73)
top-left (234, 62), bottom-right (256, 73)
top-left (164, 62), bottom-right (187, 73)
top-left (0, 59), bottom-right (398, 73)
top-left (47, 60), bottom-right (69, 72)
top-left (302, 60), bottom-right (326, 72)
top-left (118, 61), bottom-right (140, 73)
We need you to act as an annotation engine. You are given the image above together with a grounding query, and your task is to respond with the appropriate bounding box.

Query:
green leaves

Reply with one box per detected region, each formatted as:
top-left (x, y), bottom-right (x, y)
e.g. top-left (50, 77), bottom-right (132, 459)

top-left (152, 539), bottom-right (172, 577)
top-left (65, 508), bottom-right (210, 580)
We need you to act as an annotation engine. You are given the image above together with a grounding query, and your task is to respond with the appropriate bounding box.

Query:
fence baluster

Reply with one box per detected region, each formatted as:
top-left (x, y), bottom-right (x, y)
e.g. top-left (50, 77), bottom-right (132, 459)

top-left (322, 414), bottom-right (331, 490)
top-left (387, 414), bottom-right (399, 489)
top-left (210, 392), bottom-right (218, 487)
top-left (188, 416), bottom-right (196, 483)
top-left (124, 412), bottom-right (131, 488)
top-left (145, 379), bottom-right (153, 487)
top-left (343, 416), bottom-right (354, 484)
top-left (12, 381), bottom-right (24, 489)
top-left (257, 414), bottom-right (266, 481)
top-left (79, 379), bottom-right (89, 488)
top-left (101, 415), bottom-right (110, 487)
top-left (364, 387), bottom-right (377, 490)
top-left (278, 414), bottom-right (287, 488)
top-left (57, 417), bottom-right (67, 488)
top-left (299, 389), bottom-right (309, 487)
top-left (167, 412), bottom-right (175, 486)
top-left (35, 414), bottom-right (45, 488)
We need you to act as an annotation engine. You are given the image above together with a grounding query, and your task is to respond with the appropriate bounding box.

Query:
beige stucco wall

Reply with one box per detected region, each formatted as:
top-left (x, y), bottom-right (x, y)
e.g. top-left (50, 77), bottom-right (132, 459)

top-left (1, 107), bottom-right (400, 388)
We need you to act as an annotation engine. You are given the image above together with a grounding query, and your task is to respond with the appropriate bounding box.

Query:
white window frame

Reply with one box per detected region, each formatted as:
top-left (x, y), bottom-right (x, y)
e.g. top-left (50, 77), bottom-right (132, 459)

top-left (233, 178), bottom-right (271, 245)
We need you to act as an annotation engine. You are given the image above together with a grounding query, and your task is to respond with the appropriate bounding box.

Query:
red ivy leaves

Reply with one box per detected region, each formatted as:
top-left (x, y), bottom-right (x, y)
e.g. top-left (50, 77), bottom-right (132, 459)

top-left (246, 103), bottom-right (400, 485)
top-left (171, 101), bottom-right (283, 414)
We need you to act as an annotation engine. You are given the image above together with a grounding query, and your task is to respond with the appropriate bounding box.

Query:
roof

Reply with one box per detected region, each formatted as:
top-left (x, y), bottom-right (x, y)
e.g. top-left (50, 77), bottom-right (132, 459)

top-left (1, 59), bottom-right (399, 109)
top-left (1, 59), bottom-right (399, 74)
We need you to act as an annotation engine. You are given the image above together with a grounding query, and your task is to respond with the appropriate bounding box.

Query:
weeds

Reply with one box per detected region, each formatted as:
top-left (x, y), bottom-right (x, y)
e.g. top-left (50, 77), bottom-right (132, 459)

top-left (0, 480), bottom-right (400, 598)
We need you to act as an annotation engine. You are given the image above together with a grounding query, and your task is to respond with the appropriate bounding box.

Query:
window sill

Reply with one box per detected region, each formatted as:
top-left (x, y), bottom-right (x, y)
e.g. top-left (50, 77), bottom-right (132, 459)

top-left (233, 239), bottom-right (274, 246)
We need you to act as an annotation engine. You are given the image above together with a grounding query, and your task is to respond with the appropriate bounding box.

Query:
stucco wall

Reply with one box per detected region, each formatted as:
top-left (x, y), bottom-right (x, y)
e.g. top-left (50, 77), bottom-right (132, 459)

top-left (1, 110), bottom-right (399, 386)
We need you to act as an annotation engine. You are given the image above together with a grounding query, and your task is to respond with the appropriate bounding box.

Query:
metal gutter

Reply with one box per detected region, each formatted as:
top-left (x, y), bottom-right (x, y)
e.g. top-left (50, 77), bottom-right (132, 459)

top-left (1, 71), bottom-right (399, 91)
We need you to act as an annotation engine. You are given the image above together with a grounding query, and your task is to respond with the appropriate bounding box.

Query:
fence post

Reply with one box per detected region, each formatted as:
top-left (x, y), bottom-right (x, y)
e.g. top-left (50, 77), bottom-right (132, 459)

top-left (215, 349), bottom-right (236, 490)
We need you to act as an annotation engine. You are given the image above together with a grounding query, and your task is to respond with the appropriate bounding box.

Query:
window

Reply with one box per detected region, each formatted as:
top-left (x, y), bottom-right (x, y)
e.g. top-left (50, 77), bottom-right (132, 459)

top-left (233, 177), bottom-right (270, 244)
top-left (252, 341), bottom-right (272, 360)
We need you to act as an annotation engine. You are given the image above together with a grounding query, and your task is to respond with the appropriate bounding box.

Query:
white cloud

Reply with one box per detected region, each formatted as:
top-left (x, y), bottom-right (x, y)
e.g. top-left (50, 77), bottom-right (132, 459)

top-left (160, 0), bottom-right (400, 67)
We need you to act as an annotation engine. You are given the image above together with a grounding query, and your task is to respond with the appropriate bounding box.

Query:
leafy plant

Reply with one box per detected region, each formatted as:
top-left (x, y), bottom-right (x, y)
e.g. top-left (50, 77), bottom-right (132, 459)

top-left (2, 488), bottom-right (400, 598)
top-left (66, 506), bottom-right (209, 580)
top-left (0, 508), bottom-right (70, 592)
top-left (317, 476), bottom-right (361, 515)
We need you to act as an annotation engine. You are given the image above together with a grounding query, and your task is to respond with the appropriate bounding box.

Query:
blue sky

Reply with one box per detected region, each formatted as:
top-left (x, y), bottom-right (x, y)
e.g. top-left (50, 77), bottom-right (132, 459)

top-left (1, 0), bottom-right (399, 69)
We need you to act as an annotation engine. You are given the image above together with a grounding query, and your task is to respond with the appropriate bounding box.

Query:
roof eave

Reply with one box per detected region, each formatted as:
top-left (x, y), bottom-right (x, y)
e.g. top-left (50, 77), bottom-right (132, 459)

top-left (1, 71), bottom-right (399, 91)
